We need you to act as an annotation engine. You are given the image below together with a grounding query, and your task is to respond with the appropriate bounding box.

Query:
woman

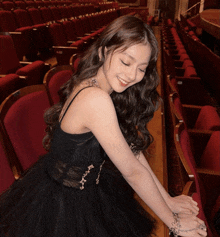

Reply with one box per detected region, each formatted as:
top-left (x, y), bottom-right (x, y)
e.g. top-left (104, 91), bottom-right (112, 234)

top-left (0, 15), bottom-right (207, 237)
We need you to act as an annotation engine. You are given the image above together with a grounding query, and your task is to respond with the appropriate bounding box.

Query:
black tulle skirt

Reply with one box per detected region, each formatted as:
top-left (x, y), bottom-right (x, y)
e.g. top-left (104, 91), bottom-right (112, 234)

top-left (0, 156), bottom-right (157, 237)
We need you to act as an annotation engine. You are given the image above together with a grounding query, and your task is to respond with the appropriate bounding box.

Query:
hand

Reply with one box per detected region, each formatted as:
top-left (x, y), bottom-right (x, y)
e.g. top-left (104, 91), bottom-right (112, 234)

top-left (177, 213), bottom-right (207, 237)
top-left (167, 195), bottom-right (199, 215)
top-left (169, 213), bottom-right (207, 237)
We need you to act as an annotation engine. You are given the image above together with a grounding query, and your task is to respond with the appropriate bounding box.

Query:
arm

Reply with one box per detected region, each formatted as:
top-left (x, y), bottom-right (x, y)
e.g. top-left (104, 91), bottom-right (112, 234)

top-left (137, 152), bottom-right (199, 215)
top-left (68, 88), bottom-right (207, 237)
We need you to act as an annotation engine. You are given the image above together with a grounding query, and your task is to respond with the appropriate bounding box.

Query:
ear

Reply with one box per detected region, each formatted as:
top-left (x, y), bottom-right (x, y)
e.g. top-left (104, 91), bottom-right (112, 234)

top-left (98, 47), bottom-right (107, 61)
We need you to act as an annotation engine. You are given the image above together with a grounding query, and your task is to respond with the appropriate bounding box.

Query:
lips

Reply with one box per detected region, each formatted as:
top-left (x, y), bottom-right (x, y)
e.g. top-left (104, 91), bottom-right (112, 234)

top-left (117, 76), bottom-right (129, 87)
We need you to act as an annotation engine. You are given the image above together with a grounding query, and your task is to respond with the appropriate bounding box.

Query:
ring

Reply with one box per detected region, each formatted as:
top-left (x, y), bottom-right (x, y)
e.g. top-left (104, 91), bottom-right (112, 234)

top-left (198, 224), bottom-right (206, 230)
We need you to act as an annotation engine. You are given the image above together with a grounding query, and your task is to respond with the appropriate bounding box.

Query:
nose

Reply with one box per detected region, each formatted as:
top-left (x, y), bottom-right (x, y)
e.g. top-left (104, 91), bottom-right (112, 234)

top-left (127, 66), bottom-right (137, 82)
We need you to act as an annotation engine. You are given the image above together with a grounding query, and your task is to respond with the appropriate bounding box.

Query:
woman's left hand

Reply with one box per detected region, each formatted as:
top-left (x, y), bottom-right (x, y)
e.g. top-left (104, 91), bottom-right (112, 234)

top-left (167, 195), bottom-right (199, 215)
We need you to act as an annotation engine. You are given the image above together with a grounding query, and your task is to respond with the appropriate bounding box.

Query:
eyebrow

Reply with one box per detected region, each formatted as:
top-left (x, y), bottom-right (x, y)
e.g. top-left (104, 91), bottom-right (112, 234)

top-left (122, 52), bottom-right (149, 65)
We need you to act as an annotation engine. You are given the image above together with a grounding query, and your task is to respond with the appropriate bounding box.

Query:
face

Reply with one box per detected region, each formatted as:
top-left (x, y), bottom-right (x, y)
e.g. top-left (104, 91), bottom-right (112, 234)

top-left (96, 43), bottom-right (152, 94)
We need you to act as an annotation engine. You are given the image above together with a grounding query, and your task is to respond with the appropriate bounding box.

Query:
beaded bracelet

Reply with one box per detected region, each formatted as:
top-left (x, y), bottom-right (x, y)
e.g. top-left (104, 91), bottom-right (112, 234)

top-left (169, 212), bottom-right (180, 237)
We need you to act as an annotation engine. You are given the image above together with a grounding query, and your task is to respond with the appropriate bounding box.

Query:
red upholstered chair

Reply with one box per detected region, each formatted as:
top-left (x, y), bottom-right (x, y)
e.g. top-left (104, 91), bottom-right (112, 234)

top-left (43, 65), bottom-right (73, 105)
top-left (0, 10), bottom-right (33, 60)
top-left (170, 92), bottom-right (220, 131)
top-left (0, 85), bottom-right (50, 171)
top-left (0, 33), bottom-right (50, 85)
top-left (12, 8), bottom-right (49, 52)
top-left (0, 74), bottom-right (27, 104)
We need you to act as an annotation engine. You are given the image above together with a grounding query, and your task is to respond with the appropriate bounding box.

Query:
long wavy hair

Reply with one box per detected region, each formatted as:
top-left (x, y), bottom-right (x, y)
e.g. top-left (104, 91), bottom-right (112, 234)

top-left (43, 15), bottom-right (160, 154)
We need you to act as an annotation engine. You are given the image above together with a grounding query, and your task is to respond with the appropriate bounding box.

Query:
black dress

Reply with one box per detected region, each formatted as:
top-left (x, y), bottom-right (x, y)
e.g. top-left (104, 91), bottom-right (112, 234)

top-left (0, 87), bottom-right (156, 237)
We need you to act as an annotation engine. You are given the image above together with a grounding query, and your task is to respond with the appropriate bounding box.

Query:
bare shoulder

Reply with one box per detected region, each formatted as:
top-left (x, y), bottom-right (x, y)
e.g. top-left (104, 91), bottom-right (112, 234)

top-left (79, 87), bottom-right (114, 112)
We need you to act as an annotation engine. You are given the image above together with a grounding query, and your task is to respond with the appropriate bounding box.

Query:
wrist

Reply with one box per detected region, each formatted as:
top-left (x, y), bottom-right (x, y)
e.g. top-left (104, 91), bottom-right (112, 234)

top-left (168, 212), bottom-right (180, 237)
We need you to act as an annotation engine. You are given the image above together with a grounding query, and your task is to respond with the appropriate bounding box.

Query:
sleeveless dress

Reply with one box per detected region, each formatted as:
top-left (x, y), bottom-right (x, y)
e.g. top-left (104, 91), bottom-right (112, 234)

top-left (0, 87), bottom-right (156, 237)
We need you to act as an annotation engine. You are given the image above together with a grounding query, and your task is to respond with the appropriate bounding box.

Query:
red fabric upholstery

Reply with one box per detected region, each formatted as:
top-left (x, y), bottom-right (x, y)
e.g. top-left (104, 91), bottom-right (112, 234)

top-left (62, 20), bottom-right (78, 42)
top-left (3, 89), bottom-right (50, 170)
top-left (2, 1), bottom-right (15, 11)
top-left (73, 57), bottom-right (80, 71)
top-left (14, 1), bottom-right (27, 9)
top-left (200, 131), bottom-right (220, 171)
top-left (50, 6), bottom-right (62, 21)
top-left (180, 129), bottom-right (212, 235)
top-left (70, 40), bottom-right (84, 48)
top-left (0, 140), bottom-right (15, 194)
top-left (178, 48), bottom-right (187, 54)
top-left (194, 106), bottom-right (220, 130)
top-left (0, 34), bottom-right (21, 74)
top-left (49, 23), bottom-right (68, 46)
top-left (183, 59), bottom-right (194, 68)
top-left (184, 66), bottom-right (197, 77)
top-left (0, 74), bottom-right (27, 103)
top-left (28, 8), bottom-right (45, 25)
top-left (39, 7), bottom-right (54, 23)
top-left (48, 70), bottom-right (72, 104)
top-left (16, 61), bottom-right (45, 85)
top-left (180, 53), bottom-right (190, 61)
top-left (192, 193), bottom-right (212, 236)
top-left (13, 9), bottom-right (34, 28)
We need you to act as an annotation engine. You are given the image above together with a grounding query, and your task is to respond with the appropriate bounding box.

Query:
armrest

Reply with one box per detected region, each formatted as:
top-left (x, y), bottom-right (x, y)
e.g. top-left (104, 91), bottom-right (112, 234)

top-left (53, 46), bottom-right (78, 66)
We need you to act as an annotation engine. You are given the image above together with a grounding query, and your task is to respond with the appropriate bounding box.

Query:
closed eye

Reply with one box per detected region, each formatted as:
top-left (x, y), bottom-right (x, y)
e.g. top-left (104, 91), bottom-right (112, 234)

top-left (121, 60), bottom-right (130, 66)
top-left (139, 68), bottom-right (146, 73)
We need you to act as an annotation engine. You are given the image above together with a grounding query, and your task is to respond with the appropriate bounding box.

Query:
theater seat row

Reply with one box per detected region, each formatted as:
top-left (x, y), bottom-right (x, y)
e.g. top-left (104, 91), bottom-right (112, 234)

top-left (161, 18), bottom-right (220, 237)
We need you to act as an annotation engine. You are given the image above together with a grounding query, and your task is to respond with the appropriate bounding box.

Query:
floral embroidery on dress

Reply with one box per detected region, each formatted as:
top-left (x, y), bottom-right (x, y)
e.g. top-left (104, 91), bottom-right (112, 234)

top-left (79, 164), bottom-right (94, 190)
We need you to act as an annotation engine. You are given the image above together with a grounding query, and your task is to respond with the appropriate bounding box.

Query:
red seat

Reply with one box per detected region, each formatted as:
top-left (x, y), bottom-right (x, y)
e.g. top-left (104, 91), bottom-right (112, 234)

top-left (171, 93), bottom-right (220, 131)
top-left (194, 106), bottom-right (220, 131)
top-left (43, 65), bottom-right (73, 105)
top-left (200, 131), bottom-right (220, 171)
top-left (0, 33), bottom-right (50, 85)
top-left (0, 85), bottom-right (50, 171)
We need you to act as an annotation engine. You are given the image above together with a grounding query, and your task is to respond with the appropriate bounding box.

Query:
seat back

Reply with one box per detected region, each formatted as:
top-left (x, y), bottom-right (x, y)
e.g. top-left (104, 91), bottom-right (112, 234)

top-left (28, 8), bottom-right (45, 25)
top-left (0, 10), bottom-right (18, 32)
top-left (200, 131), bottom-right (220, 171)
top-left (13, 9), bottom-right (33, 28)
top-left (0, 33), bottom-right (20, 74)
top-left (0, 85), bottom-right (50, 171)
top-left (0, 125), bottom-right (16, 194)
top-left (43, 65), bottom-right (73, 105)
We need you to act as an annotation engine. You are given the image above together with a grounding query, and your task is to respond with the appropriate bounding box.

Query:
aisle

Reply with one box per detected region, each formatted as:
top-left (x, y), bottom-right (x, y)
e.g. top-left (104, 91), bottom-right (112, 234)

top-left (134, 25), bottom-right (169, 236)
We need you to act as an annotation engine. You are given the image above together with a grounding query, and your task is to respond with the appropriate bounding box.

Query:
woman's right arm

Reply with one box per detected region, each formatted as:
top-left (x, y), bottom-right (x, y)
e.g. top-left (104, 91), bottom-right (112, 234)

top-left (70, 88), bottom-right (207, 237)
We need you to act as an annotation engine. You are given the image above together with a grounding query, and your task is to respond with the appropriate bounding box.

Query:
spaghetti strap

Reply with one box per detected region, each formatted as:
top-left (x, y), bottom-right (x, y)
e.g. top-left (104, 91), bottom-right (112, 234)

top-left (59, 86), bottom-right (92, 124)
